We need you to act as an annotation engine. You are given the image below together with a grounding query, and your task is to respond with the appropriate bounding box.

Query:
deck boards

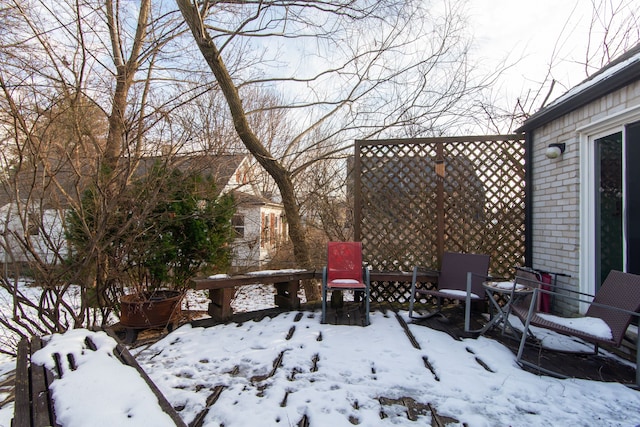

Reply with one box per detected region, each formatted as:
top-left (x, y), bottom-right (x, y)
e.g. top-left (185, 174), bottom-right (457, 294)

top-left (184, 303), bottom-right (638, 425)
top-left (193, 303), bottom-right (637, 387)
top-left (407, 305), bottom-right (637, 385)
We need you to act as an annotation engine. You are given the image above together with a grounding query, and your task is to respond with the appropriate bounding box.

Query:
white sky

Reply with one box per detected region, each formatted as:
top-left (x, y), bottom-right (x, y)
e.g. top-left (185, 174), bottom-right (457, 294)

top-left (469, 0), bottom-right (604, 109)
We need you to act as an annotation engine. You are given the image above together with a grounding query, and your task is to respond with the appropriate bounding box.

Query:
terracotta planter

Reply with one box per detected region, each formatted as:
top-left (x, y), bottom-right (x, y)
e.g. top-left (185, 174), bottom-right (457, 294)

top-left (119, 290), bottom-right (183, 329)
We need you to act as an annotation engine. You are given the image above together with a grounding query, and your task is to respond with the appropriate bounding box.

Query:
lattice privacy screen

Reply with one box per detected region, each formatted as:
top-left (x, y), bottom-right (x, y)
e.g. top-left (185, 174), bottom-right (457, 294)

top-left (354, 135), bottom-right (526, 303)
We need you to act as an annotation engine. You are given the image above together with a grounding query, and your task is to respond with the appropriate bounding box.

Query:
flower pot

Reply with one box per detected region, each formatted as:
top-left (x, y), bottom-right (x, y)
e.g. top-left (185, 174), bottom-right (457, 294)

top-left (119, 290), bottom-right (183, 329)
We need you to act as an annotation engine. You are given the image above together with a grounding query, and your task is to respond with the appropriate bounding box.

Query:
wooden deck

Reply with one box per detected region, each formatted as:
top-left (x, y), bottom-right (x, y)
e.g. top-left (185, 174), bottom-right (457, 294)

top-left (14, 331), bottom-right (186, 427)
top-left (183, 303), bottom-right (637, 426)
top-left (191, 305), bottom-right (460, 426)
top-left (192, 303), bottom-right (638, 387)
top-left (408, 305), bottom-right (638, 386)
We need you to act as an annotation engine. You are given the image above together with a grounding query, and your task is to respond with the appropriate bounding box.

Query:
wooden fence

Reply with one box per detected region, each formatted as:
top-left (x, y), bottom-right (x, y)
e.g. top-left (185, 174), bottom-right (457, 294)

top-left (353, 135), bottom-right (526, 303)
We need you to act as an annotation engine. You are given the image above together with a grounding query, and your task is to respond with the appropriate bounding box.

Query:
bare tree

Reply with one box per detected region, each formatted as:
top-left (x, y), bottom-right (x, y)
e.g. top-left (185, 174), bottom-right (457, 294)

top-left (584, 0), bottom-right (640, 73)
top-left (479, 0), bottom-right (640, 134)
top-left (175, 0), bottom-right (490, 300)
top-left (0, 0), bottom-right (201, 351)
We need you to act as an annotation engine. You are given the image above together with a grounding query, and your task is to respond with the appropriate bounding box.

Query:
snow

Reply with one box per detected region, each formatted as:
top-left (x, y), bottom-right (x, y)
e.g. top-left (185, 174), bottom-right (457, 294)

top-left (31, 329), bottom-right (176, 427)
top-left (439, 289), bottom-right (480, 299)
top-left (0, 355), bottom-right (14, 427)
top-left (537, 313), bottom-right (613, 340)
top-left (245, 269), bottom-right (307, 276)
top-left (487, 281), bottom-right (528, 291)
top-left (1, 279), bottom-right (640, 426)
top-left (544, 48), bottom-right (640, 110)
top-left (135, 313), bottom-right (640, 426)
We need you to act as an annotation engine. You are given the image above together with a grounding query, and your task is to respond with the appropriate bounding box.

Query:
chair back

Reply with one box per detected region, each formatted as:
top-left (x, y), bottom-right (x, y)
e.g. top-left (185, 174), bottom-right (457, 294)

top-left (327, 242), bottom-right (364, 282)
top-left (586, 270), bottom-right (640, 346)
top-left (514, 267), bottom-right (542, 288)
top-left (513, 267), bottom-right (543, 309)
top-left (438, 252), bottom-right (490, 296)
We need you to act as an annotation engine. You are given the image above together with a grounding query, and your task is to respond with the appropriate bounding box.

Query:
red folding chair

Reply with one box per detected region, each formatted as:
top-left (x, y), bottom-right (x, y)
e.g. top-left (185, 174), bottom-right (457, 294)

top-left (321, 242), bottom-right (370, 326)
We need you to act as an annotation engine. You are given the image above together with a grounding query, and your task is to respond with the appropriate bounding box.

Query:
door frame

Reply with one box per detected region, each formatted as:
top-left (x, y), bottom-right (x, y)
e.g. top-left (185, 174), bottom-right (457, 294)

top-left (577, 104), bottom-right (640, 311)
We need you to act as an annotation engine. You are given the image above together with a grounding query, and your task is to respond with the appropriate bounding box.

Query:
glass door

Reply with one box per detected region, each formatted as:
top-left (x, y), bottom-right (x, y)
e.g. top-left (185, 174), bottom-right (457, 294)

top-left (626, 121), bottom-right (640, 275)
top-left (594, 132), bottom-right (623, 289)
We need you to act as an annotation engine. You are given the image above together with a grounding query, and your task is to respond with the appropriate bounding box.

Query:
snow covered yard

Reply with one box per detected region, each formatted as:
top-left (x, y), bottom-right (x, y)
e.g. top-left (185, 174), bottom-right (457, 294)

top-left (1, 282), bottom-right (640, 426)
top-left (130, 310), bottom-right (640, 426)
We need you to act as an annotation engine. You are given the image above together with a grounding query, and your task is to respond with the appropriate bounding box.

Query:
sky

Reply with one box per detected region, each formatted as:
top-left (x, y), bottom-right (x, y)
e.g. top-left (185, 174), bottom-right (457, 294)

top-left (468, 0), bottom-right (631, 119)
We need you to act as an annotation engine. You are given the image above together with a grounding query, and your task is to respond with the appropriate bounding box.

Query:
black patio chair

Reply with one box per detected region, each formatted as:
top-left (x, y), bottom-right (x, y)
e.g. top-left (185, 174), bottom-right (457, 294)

top-left (511, 270), bottom-right (640, 387)
top-left (408, 252), bottom-right (490, 330)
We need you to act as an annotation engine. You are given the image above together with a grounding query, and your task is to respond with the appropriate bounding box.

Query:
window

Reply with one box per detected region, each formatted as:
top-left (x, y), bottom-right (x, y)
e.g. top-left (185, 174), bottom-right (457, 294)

top-left (232, 214), bottom-right (245, 238)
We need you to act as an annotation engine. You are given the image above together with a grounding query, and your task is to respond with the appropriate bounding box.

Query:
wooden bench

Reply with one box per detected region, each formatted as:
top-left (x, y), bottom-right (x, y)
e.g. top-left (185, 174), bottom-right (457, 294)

top-left (190, 270), bottom-right (320, 321)
top-left (13, 330), bottom-right (186, 427)
top-left (191, 270), bottom-right (436, 321)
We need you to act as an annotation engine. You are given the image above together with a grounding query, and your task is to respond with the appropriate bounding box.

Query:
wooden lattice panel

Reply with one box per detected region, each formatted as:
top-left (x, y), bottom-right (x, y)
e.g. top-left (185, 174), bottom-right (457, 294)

top-left (355, 136), bottom-right (526, 303)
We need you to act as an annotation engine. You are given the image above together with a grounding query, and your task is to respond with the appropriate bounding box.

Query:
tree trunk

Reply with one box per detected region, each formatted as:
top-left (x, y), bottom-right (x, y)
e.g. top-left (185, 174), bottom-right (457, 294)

top-left (104, 0), bottom-right (151, 170)
top-left (176, 0), bottom-right (319, 301)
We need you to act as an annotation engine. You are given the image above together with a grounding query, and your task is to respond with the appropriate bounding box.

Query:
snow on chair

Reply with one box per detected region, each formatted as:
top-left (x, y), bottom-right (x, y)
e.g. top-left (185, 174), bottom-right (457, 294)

top-left (512, 270), bottom-right (640, 387)
top-left (321, 242), bottom-right (371, 326)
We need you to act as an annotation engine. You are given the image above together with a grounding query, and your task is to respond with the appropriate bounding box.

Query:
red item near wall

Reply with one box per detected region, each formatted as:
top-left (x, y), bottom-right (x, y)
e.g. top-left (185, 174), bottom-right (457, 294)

top-left (538, 272), bottom-right (553, 313)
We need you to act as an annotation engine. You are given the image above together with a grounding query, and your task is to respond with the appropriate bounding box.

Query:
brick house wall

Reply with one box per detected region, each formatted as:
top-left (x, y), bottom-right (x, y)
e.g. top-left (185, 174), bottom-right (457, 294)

top-left (528, 79), bottom-right (640, 313)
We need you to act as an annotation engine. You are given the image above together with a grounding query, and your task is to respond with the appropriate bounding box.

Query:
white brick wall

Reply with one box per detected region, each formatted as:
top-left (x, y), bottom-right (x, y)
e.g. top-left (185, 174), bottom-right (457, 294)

top-left (530, 79), bottom-right (640, 313)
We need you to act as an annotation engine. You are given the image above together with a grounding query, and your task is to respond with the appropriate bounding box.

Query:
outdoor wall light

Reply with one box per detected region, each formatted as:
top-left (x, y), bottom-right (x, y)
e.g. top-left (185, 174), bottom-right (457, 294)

top-left (545, 143), bottom-right (566, 159)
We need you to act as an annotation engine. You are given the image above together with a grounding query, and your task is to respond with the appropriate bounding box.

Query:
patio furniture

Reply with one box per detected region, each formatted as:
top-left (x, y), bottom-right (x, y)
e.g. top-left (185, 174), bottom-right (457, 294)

top-left (191, 270), bottom-right (317, 321)
top-left (479, 279), bottom-right (535, 336)
top-left (512, 270), bottom-right (640, 387)
top-left (513, 266), bottom-right (571, 312)
top-left (408, 252), bottom-right (490, 331)
top-left (488, 266), bottom-right (571, 339)
top-left (321, 242), bottom-right (371, 326)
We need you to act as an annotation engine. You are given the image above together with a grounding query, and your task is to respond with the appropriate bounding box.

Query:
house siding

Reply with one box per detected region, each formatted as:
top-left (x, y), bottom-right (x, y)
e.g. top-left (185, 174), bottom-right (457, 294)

top-left (0, 203), bottom-right (67, 264)
top-left (531, 79), bottom-right (640, 314)
top-left (231, 204), bottom-right (287, 271)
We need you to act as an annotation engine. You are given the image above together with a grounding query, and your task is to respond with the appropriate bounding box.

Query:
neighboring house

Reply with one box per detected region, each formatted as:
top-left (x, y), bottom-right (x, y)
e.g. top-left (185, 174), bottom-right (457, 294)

top-left (220, 156), bottom-right (288, 270)
top-left (139, 154), bottom-right (288, 269)
top-left (516, 43), bottom-right (640, 313)
top-left (0, 154), bottom-right (287, 270)
top-left (231, 191), bottom-right (288, 271)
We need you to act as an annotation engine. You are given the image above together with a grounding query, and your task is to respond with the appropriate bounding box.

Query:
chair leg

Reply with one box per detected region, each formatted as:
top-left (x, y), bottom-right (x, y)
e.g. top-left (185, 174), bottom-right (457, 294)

top-left (516, 292), bottom-right (539, 363)
top-left (464, 271), bottom-right (472, 333)
top-left (636, 337), bottom-right (640, 388)
top-left (365, 288), bottom-right (370, 326)
top-left (408, 278), bottom-right (417, 318)
top-left (516, 320), bottom-right (529, 363)
top-left (321, 285), bottom-right (327, 324)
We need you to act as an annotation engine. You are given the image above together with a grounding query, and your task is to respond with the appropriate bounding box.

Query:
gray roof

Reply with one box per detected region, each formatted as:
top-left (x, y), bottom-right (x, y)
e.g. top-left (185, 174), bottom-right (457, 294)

top-left (0, 154), bottom-right (248, 208)
top-left (134, 154), bottom-right (247, 193)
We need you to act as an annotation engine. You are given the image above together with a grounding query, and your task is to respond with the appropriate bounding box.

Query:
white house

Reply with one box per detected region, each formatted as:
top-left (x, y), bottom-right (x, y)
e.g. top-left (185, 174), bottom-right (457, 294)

top-left (216, 155), bottom-right (288, 270)
top-left (0, 154), bottom-right (287, 271)
top-left (516, 43), bottom-right (640, 313)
